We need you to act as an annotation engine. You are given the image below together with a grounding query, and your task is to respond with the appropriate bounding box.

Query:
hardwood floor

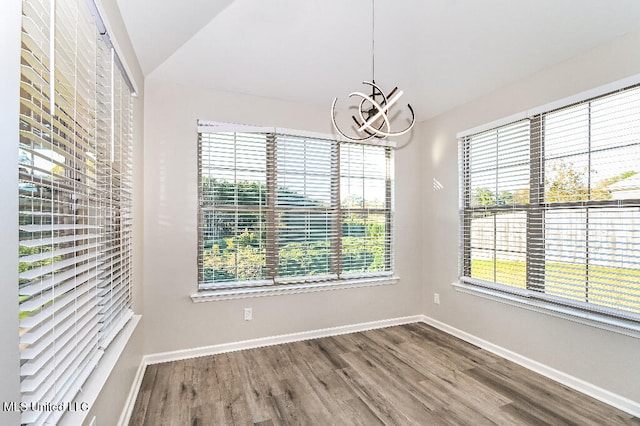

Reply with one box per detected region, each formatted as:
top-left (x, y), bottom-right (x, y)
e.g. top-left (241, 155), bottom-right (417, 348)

top-left (129, 323), bottom-right (639, 425)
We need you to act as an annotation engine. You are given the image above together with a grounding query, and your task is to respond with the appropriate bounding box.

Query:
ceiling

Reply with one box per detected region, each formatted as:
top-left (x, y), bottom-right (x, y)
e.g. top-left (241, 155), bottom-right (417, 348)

top-left (117, 0), bottom-right (640, 121)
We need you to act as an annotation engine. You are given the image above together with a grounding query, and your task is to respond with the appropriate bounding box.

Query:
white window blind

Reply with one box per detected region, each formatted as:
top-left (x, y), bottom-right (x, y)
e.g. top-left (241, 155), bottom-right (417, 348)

top-left (199, 132), bottom-right (269, 287)
top-left (198, 124), bottom-right (393, 291)
top-left (18, 0), bottom-right (134, 423)
top-left (340, 144), bottom-right (394, 275)
top-left (275, 134), bottom-right (338, 281)
top-left (460, 85), bottom-right (640, 322)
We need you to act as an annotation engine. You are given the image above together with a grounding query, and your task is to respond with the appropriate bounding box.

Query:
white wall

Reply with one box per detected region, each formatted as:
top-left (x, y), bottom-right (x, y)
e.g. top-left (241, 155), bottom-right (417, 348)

top-left (142, 77), bottom-right (423, 355)
top-left (421, 29), bottom-right (640, 403)
top-left (0, 0), bottom-right (23, 424)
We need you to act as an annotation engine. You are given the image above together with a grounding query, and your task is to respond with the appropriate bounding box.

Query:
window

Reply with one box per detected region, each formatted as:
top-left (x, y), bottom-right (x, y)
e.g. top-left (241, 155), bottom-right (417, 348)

top-left (459, 85), bottom-right (640, 322)
top-left (18, 0), bottom-right (134, 423)
top-left (197, 122), bottom-right (394, 294)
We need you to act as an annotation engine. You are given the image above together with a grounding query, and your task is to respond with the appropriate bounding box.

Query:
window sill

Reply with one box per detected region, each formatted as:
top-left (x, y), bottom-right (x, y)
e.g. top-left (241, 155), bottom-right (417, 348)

top-left (60, 314), bottom-right (141, 426)
top-left (452, 281), bottom-right (640, 339)
top-left (191, 275), bottom-right (399, 302)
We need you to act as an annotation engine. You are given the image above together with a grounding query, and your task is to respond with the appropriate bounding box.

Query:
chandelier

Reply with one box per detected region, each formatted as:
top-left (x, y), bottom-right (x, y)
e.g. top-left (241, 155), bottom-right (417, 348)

top-left (331, 0), bottom-right (415, 141)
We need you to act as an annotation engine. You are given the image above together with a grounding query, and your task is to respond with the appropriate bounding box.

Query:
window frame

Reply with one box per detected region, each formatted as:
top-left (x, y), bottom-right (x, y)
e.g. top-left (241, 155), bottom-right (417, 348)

top-left (457, 76), bottom-right (640, 335)
top-left (194, 122), bottom-right (397, 301)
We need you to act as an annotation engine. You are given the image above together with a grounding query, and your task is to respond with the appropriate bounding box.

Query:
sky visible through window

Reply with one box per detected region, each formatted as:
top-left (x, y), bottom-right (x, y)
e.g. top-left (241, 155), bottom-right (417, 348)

top-left (469, 87), bottom-right (640, 206)
top-left (545, 87), bottom-right (640, 192)
top-left (202, 133), bottom-right (388, 208)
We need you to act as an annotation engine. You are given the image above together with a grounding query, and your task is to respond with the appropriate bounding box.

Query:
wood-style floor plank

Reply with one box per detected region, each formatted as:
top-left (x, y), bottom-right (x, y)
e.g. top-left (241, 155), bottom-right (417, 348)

top-left (129, 323), bottom-right (639, 425)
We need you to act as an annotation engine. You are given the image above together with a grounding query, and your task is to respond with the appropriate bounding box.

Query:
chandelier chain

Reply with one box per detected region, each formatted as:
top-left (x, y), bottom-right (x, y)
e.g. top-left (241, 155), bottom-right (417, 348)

top-left (372, 0), bottom-right (375, 82)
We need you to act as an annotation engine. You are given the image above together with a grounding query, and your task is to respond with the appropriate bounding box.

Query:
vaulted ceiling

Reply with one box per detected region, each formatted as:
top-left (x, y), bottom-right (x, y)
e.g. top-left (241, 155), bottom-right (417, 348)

top-left (117, 0), bottom-right (640, 120)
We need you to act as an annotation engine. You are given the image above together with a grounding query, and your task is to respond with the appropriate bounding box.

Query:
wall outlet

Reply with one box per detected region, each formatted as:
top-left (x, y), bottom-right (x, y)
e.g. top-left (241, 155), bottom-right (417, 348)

top-left (434, 293), bottom-right (440, 304)
top-left (244, 307), bottom-right (253, 321)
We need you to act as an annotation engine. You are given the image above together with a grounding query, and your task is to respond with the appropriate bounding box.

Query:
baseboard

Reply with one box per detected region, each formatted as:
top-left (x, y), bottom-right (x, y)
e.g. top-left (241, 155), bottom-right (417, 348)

top-left (117, 357), bottom-right (148, 426)
top-left (118, 315), bottom-right (422, 425)
top-left (419, 315), bottom-right (640, 418)
top-left (143, 315), bottom-right (423, 365)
